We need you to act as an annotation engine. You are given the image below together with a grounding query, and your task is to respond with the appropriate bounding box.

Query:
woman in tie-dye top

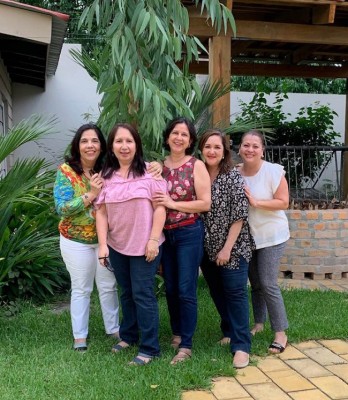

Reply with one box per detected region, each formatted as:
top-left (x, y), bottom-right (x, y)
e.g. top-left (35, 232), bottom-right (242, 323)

top-left (54, 123), bottom-right (119, 351)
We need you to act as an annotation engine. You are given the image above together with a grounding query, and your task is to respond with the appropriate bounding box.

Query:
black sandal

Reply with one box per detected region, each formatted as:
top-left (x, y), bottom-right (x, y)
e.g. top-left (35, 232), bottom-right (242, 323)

top-left (268, 341), bottom-right (287, 354)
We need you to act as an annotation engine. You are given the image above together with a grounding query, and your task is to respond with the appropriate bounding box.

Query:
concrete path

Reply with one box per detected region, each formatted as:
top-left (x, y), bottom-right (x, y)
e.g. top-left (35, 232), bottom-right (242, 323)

top-left (182, 279), bottom-right (348, 400)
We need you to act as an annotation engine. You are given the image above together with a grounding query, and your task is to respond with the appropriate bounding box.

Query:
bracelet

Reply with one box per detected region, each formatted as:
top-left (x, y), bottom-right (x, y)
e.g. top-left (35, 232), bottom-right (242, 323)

top-left (83, 193), bottom-right (93, 206)
top-left (149, 237), bottom-right (159, 242)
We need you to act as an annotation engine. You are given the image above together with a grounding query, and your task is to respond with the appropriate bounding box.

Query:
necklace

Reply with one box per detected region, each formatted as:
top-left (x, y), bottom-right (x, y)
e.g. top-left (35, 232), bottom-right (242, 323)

top-left (166, 154), bottom-right (188, 168)
top-left (82, 169), bottom-right (94, 180)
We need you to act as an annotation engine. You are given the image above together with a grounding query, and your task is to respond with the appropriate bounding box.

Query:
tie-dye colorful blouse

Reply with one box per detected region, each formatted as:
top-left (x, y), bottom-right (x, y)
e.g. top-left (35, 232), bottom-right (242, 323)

top-left (53, 163), bottom-right (97, 244)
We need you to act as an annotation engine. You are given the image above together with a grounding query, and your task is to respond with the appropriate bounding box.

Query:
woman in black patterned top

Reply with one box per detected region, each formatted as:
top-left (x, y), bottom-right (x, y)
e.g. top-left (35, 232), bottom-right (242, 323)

top-left (198, 130), bottom-right (255, 369)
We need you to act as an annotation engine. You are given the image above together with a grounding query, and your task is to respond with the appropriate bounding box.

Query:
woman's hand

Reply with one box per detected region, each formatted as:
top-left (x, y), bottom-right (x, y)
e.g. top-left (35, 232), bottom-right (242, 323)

top-left (244, 186), bottom-right (258, 208)
top-left (147, 161), bottom-right (163, 179)
top-left (98, 244), bottom-right (109, 266)
top-left (216, 247), bottom-right (231, 266)
top-left (153, 191), bottom-right (176, 209)
top-left (90, 172), bottom-right (104, 197)
top-left (145, 239), bottom-right (159, 262)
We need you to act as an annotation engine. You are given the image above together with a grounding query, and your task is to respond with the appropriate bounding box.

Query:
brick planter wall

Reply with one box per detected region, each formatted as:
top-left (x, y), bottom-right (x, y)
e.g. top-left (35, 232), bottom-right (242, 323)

top-left (280, 209), bottom-right (348, 280)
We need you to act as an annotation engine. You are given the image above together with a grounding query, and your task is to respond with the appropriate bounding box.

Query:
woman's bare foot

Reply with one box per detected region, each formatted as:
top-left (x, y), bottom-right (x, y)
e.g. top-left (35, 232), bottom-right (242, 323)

top-left (218, 337), bottom-right (231, 345)
top-left (171, 335), bottom-right (181, 349)
top-left (250, 323), bottom-right (264, 336)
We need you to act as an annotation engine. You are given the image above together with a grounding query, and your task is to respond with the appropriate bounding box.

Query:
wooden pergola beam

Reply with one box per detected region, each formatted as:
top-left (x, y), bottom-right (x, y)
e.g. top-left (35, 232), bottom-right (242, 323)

top-left (180, 61), bottom-right (348, 78)
top-left (189, 19), bottom-right (348, 46)
top-left (312, 4), bottom-right (336, 24)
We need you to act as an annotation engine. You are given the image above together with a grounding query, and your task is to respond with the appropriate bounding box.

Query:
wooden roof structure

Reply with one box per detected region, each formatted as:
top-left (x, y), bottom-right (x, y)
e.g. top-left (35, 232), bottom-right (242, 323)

top-left (185, 0), bottom-right (348, 78)
top-left (183, 0), bottom-right (348, 196)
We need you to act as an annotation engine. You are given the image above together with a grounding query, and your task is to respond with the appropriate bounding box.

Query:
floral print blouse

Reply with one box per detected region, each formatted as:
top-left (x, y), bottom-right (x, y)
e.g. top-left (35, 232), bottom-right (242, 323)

top-left (163, 156), bottom-right (199, 226)
top-left (53, 163), bottom-right (97, 244)
top-left (201, 168), bottom-right (255, 269)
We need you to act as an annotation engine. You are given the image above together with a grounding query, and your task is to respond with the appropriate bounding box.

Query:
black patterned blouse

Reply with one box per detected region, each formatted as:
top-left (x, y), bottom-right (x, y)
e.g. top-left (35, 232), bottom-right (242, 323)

top-left (201, 168), bottom-right (255, 269)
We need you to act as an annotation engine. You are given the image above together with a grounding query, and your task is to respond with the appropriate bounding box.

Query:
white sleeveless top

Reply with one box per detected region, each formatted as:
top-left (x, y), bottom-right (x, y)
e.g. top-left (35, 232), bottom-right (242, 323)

top-left (242, 161), bottom-right (290, 250)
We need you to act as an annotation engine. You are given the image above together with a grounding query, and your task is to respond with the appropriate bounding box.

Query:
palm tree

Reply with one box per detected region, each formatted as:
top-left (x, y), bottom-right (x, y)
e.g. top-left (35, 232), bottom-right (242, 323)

top-left (0, 116), bottom-right (68, 301)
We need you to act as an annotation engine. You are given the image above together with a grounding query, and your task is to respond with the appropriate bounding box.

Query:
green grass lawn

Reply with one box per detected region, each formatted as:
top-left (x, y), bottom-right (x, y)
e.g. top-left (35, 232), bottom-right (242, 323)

top-left (0, 277), bottom-right (347, 400)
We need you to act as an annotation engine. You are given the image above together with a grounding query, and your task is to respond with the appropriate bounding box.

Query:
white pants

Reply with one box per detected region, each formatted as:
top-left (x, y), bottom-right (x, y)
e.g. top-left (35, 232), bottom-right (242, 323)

top-left (60, 235), bottom-right (119, 339)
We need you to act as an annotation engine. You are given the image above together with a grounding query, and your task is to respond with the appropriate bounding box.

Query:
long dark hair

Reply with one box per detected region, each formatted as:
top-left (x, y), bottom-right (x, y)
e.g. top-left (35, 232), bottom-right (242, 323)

top-left (162, 117), bottom-right (197, 155)
top-left (65, 123), bottom-right (106, 174)
top-left (198, 130), bottom-right (233, 174)
top-left (102, 123), bottom-right (146, 179)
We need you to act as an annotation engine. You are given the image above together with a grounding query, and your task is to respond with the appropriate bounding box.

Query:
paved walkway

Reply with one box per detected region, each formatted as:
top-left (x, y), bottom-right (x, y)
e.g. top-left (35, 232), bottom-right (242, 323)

top-left (182, 279), bottom-right (348, 400)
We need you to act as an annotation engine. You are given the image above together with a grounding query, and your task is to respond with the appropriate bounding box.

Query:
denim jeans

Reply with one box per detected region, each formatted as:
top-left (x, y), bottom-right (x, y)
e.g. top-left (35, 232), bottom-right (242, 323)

top-left (201, 252), bottom-right (251, 354)
top-left (162, 219), bottom-right (204, 349)
top-left (108, 245), bottom-right (162, 358)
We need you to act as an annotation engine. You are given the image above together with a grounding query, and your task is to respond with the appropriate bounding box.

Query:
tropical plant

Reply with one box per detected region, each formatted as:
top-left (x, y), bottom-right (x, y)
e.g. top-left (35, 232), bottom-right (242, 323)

top-left (232, 76), bottom-right (347, 95)
top-left (0, 116), bottom-right (69, 301)
top-left (233, 91), bottom-right (341, 190)
top-left (71, 0), bottom-right (235, 155)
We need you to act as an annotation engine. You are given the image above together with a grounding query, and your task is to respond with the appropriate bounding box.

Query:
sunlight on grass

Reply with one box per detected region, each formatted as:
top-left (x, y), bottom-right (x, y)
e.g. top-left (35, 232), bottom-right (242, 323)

top-left (0, 277), bottom-right (347, 399)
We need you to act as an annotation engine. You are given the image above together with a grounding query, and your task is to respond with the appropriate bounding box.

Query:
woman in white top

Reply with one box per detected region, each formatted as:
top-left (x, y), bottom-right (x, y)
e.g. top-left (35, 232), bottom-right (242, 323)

top-left (238, 130), bottom-right (290, 354)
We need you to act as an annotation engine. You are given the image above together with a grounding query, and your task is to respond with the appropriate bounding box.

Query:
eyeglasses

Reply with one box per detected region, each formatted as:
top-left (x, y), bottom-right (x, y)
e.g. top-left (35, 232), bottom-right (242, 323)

top-left (98, 256), bottom-right (114, 272)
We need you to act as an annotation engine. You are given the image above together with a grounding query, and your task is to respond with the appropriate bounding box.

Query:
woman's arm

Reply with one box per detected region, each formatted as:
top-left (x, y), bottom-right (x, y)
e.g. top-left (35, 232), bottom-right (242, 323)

top-left (96, 204), bottom-right (109, 264)
top-left (245, 176), bottom-right (289, 211)
top-left (145, 205), bottom-right (166, 262)
top-left (216, 220), bottom-right (243, 266)
top-left (153, 160), bottom-right (211, 213)
top-left (53, 170), bottom-right (85, 216)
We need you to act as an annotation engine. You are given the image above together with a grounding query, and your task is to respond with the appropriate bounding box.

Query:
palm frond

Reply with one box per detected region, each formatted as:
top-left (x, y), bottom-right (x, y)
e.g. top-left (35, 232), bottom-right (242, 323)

top-left (0, 115), bottom-right (57, 163)
top-left (0, 159), bottom-right (54, 205)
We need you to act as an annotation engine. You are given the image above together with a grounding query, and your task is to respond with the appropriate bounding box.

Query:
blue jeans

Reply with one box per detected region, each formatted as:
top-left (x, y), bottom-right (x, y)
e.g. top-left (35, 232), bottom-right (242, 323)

top-left (108, 245), bottom-right (162, 358)
top-left (201, 252), bottom-right (251, 354)
top-left (162, 219), bottom-right (204, 349)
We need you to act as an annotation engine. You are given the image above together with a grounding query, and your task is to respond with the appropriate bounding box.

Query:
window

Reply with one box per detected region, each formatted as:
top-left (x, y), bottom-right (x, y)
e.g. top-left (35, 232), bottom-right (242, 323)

top-left (0, 99), bottom-right (7, 178)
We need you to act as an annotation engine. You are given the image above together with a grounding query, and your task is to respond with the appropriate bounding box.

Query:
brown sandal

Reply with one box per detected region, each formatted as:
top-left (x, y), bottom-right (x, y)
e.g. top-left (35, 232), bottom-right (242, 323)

top-left (170, 348), bottom-right (191, 365)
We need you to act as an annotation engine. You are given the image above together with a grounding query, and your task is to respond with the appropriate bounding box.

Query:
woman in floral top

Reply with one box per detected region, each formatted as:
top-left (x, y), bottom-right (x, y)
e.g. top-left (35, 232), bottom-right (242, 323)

top-left (154, 117), bottom-right (211, 365)
top-left (54, 123), bottom-right (119, 351)
top-left (198, 130), bottom-right (255, 369)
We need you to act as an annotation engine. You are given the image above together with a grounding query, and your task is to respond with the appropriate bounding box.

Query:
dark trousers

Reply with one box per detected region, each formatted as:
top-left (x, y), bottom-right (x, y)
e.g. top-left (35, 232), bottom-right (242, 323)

top-left (162, 219), bottom-right (204, 349)
top-left (109, 245), bottom-right (162, 358)
top-left (201, 251), bottom-right (251, 354)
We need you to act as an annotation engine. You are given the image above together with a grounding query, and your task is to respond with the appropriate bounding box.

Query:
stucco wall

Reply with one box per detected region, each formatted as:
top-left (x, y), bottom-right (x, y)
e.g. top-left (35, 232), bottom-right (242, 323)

top-left (12, 43), bottom-right (101, 168)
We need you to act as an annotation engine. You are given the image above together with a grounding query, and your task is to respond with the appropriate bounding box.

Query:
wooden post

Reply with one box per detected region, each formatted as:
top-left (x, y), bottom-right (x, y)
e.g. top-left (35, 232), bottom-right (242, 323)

top-left (208, 36), bottom-right (231, 129)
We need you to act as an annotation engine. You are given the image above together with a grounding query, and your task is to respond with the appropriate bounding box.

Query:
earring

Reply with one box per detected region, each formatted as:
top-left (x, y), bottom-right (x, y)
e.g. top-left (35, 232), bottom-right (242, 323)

top-left (222, 156), bottom-right (224, 159)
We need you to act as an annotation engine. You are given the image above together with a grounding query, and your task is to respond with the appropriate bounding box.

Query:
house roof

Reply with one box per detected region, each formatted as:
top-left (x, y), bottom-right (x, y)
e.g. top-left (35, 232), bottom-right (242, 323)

top-left (0, 0), bottom-right (69, 88)
top-left (184, 0), bottom-right (348, 78)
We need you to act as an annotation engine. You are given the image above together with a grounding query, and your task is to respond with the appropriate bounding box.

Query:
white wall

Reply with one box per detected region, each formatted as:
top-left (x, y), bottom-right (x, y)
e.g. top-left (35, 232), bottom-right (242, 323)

top-left (12, 43), bottom-right (101, 168)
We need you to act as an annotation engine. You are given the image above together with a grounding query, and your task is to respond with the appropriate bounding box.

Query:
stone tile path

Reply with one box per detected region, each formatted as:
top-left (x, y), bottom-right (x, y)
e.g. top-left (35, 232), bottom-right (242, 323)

top-left (182, 279), bottom-right (348, 400)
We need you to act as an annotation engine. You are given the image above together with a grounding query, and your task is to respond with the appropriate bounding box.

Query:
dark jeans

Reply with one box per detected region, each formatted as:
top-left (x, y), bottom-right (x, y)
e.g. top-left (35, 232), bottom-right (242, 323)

top-left (108, 245), bottom-right (162, 358)
top-left (162, 219), bottom-right (204, 349)
top-left (201, 252), bottom-right (251, 354)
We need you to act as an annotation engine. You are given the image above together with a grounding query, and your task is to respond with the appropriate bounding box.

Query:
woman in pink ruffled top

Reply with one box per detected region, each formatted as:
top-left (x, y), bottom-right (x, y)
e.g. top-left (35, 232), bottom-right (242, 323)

top-left (95, 123), bottom-right (166, 366)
